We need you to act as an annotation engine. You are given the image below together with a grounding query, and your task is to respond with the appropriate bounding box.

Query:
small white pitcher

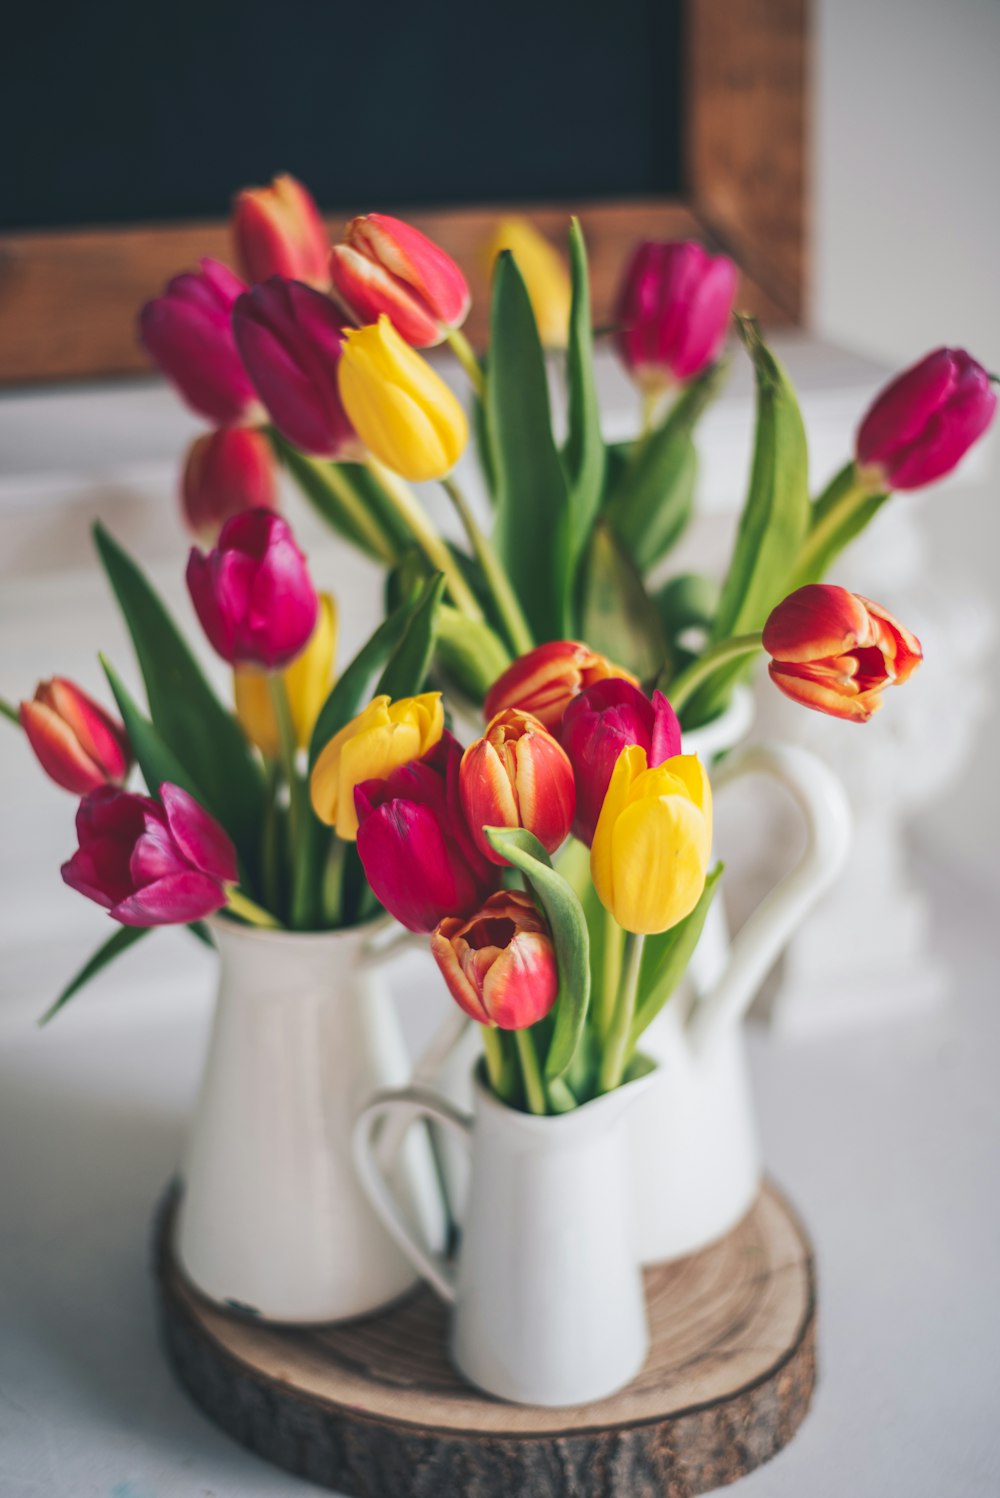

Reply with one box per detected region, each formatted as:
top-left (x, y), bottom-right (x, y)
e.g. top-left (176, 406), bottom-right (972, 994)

top-left (353, 1068), bottom-right (655, 1407)
top-left (176, 915), bottom-right (446, 1323)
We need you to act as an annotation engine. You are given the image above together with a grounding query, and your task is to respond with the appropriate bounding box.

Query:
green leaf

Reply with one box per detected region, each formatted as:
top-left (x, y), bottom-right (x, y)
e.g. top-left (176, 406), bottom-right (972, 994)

top-left (630, 866), bottom-right (722, 1048)
top-left (308, 598), bottom-right (417, 769)
top-left (563, 218), bottom-right (606, 568)
top-left (375, 573), bottom-right (446, 700)
top-left (654, 572), bottom-right (720, 641)
top-left (483, 827), bottom-right (590, 1081)
top-left (101, 656), bottom-right (207, 802)
top-left (487, 251), bottom-right (572, 642)
top-left (93, 524), bottom-right (266, 871)
top-left (39, 925), bottom-right (150, 1026)
top-left (578, 522), bottom-right (672, 682)
top-left (270, 433), bottom-right (407, 562)
top-left (435, 604), bottom-right (512, 704)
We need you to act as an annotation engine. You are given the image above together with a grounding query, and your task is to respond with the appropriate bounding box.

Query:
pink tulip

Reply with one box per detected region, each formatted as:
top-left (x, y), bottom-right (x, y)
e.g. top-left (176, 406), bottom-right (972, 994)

top-left (62, 783), bottom-right (237, 926)
top-left (181, 428), bottom-right (278, 542)
top-left (329, 213), bottom-right (471, 348)
top-left (20, 678), bottom-right (131, 795)
top-left (355, 733), bottom-right (500, 933)
top-left (856, 347), bottom-right (996, 490)
top-left (186, 508), bottom-right (318, 669)
top-left (615, 240), bottom-right (737, 390)
top-left (138, 259), bottom-right (262, 426)
top-left (460, 709), bottom-right (576, 865)
top-left (560, 678), bottom-right (681, 846)
top-left (232, 277), bottom-right (362, 459)
top-left (232, 173), bottom-right (330, 290)
top-left (430, 889), bottom-right (559, 1030)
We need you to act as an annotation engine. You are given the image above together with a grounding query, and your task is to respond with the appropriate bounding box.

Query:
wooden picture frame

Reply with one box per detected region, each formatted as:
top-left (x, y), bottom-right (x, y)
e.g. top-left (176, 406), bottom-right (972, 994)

top-left (0, 0), bottom-right (806, 385)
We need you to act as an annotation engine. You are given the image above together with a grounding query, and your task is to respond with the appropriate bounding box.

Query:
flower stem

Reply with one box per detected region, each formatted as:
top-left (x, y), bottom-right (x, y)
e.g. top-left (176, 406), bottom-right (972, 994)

top-left (665, 633), bottom-right (763, 715)
top-left (267, 674), bottom-right (311, 929)
top-left (226, 887), bottom-right (282, 929)
top-left (0, 697), bottom-right (21, 727)
top-left (364, 457), bottom-right (484, 622)
top-left (515, 1027), bottom-right (548, 1115)
top-left (482, 1025), bottom-right (516, 1104)
top-left (641, 388), bottom-right (663, 437)
top-left (598, 908), bottom-right (624, 1043)
top-left (440, 475), bottom-right (534, 655)
top-left (444, 327), bottom-right (484, 396)
top-left (789, 462), bottom-right (887, 588)
top-left (297, 453), bottom-right (399, 563)
top-left (598, 931), bottom-right (645, 1094)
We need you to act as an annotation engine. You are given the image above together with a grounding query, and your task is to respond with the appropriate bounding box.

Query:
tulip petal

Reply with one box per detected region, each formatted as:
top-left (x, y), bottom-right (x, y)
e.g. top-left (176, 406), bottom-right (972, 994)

top-left (610, 793), bottom-right (709, 934)
top-left (111, 871), bottom-right (227, 927)
top-left (481, 931), bottom-right (559, 1029)
top-left (20, 700), bottom-right (107, 794)
top-left (591, 744), bottom-right (646, 916)
top-left (160, 782), bottom-right (239, 883)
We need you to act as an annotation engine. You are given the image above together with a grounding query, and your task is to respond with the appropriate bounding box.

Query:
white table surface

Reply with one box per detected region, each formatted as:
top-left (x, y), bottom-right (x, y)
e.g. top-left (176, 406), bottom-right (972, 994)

top-left (1, 351), bottom-right (998, 1497)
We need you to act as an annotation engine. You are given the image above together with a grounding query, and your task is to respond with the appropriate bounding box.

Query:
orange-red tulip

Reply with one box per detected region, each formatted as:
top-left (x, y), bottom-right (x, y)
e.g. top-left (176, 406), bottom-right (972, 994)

top-left (329, 213), bottom-right (470, 348)
top-left (483, 641), bottom-right (638, 733)
top-left (460, 709), bottom-right (575, 865)
top-left (232, 173), bottom-right (330, 289)
top-left (21, 679), bottom-right (131, 794)
top-left (430, 889), bottom-right (558, 1030)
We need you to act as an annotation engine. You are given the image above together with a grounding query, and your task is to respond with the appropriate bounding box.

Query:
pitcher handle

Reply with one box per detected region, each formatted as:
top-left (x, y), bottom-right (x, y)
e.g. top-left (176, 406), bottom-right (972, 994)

top-left (353, 1085), bottom-right (473, 1305)
top-left (687, 741), bottom-right (852, 1053)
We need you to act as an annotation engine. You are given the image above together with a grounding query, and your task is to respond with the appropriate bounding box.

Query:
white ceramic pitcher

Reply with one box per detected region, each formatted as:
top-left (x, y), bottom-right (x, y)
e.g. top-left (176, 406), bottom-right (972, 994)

top-left (353, 1069), bottom-right (655, 1407)
top-left (176, 915), bottom-right (446, 1323)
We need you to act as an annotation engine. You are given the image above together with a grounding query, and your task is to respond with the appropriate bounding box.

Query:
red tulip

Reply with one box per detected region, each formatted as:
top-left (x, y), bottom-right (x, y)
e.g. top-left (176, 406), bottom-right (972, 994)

top-left (560, 679), bottom-right (681, 846)
top-left (483, 641), bottom-right (637, 734)
top-left (430, 889), bottom-right (559, 1030)
top-left (186, 508), bottom-right (318, 669)
top-left (763, 585), bottom-right (922, 723)
top-left (138, 259), bottom-right (262, 427)
top-left (460, 710), bottom-right (575, 865)
top-left (329, 213), bottom-right (471, 348)
top-left (20, 679), bottom-right (131, 795)
top-left (232, 277), bottom-right (362, 459)
top-left (354, 733), bottom-right (500, 933)
top-left (856, 347), bottom-right (996, 491)
top-left (615, 240), bottom-right (738, 390)
top-left (232, 173), bottom-right (330, 290)
top-left (61, 783), bottom-right (237, 926)
top-left (181, 427), bottom-right (278, 543)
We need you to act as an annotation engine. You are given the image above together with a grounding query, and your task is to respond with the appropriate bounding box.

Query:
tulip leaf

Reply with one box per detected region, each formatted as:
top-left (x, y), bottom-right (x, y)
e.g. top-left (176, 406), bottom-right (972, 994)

top-left (629, 865), bottom-right (722, 1051)
top-left (483, 827), bottom-right (590, 1081)
top-left (100, 656), bottom-right (208, 803)
top-left (578, 522), bottom-right (673, 682)
top-left (38, 925), bottom-right (151, 1026)
top-left (435, 605), bottom-right (512, 704)
top-left (486, 252), bottom-right (572, 642)
top-left (375, 573), bottom-right (446, 701)
top-left (308, 597), bottom-right (417, 769)
top-left (271, 432), bottom-right (410, 563)
top-left (93, 524), bottom-right (265, 872)
top-left (563, 218), bottom-right (606, 568)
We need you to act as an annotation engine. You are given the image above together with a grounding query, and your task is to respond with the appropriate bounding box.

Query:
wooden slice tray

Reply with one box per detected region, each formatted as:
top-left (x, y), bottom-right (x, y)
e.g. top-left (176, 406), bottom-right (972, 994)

top-left (153, 1181), bottom-right (816, 1497)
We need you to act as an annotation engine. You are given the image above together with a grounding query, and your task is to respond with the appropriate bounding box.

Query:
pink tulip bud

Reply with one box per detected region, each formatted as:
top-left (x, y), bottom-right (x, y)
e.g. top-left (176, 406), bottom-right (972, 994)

top-left (483, 640), bottom-right (638, 733)
top-left (329, 213), bottom-right (471, 349)
top-left (232, 277), bottom-right (363, 459)
top-left (614, 240), bottom-right (737, 391)
top-left (355, 733), bottom-right (500, 933)
top-left (460, 709), bottom-right (576, 865)
top-left (560, 678), bottom-right (681, 846)
top-left (20, 679), bottom-right (132, 795)
top-left (430, 889), bottom-right (559, 1030)
top-left (61, 782), bottom-right (238, 926)
top-left (232, 173), bottom-right (330, 290)
top-left (855, 347), bottom-right (996, 491)
top-left (181, 428), bottom-right (278, 543)
top-left (763, 584), bottom-right (923, 723)
top-left (138, 259), bottom-right (263, 427)
top-left (186, 508), bottom-right (318, 669)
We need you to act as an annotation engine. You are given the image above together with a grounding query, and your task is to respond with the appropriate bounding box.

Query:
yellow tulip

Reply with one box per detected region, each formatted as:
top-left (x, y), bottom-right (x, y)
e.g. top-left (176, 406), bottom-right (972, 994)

top-left (337, 316), bottom-right (468, 482)
top-left (485, 218), bottom-right (571, 349)
top-left (235, 593), bottom-right (337, 759)
top-left (310, 691), bottom-right (444, 840)
top-left (591, 746), bottom-right (713, 935)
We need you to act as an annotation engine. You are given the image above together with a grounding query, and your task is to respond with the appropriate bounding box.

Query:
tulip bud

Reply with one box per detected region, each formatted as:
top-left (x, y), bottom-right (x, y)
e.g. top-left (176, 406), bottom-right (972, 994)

top-left (20, 679), bottom-right (132, 795)
top-left (460, 709), bottom-right (575, 865)
top-left (62, 782), bottom-right (238, 926)
top-left (232, 173), bottom-right (330, 290)
top-left (430, 888), bottom-right (559, 1030)
top-left (763, 584), bottom-right (922, 723)
top-left (138, 259), bottom-right (262, 427)
top-left (855, 347), bottom-right (996, 491)
top-left (329, 213), bottom-right (471, 348)
top-left (186, 508), bottom-right (318, 670)
top-left (592, 746), bottom-right (713, 936)
top-left (483, 640), bottom-right (638, 733)
top-left (337, 316), bottom-right (468, 482)
top-left (181, 428), bottom-right (278, 543)
top-left (232, 277), bottom-right (363, 459)
top-left (355, 733), bottom-right (500, 931)
top-left (614, 240), bottom-right (737, 391)
top-left (560, 679), bottom-right (681, 846)
top-left (234, 593), bottom-right (337, 758)
top-left (484, 219), bottom-right (571, 349)
top-left (310, 691), bottom-right (444, 841)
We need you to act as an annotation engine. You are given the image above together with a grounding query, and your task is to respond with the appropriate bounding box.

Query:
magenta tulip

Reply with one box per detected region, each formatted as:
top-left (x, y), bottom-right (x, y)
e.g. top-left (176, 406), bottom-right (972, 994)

top-left (856, 347), bottom-right (996, 491)
top-left (186, 508), bottom-right (318, 669)
top-left (138, 259), bottom-right (262, 427)
top-left (615, 240), bottom-right (737, 390)
top-left (20, 678), bottom-right (131, 795)
top-left (232, 277), bottom-right (362, 459)
top-left (355, 733), bottom-right (500, 933)
top-left (62, 783), bottom-right (237, 926)
top-left (560, 678), bottom-right (681, 846)
top-left (181, 427), bottom-right (278, 542)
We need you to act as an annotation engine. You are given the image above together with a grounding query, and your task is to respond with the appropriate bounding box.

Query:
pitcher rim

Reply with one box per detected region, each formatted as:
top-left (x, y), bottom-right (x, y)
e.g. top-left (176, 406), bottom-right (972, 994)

top-left (206, 909), bottom-right (388, 952)
top-left (470, 1059), bottom-right (658, 1136)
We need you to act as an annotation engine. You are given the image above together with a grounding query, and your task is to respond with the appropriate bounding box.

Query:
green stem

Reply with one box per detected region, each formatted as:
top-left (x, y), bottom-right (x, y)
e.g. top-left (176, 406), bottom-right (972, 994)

top-left (440, 475), bottom-right (534, 655)
top-left (598, 908), bottom-right (624, 1043)
top-left (482, 1026), bottom-right (516, 1104)
top-left (515, 1027), bottom-right (548, 1115)
top-left (445, 327), bottom-right (484, 396)
top-left (0, 697), bottom-right (21, 727)
top-left (666, 633), bottom-right (763, 715)
top-left (225, 888), bottom-right (282, 929)
top-left (268, 675), bottom-right (311, 929)
top-left (296, 453), bottom-right (399, 563)
top-left (790, 462), bottom-right (887, 588)
top-left (640, 387), bottom-right (663, 437)
top-left (364, 457), bottom-right (484, 622)
top-left (598, 931), bottom-right (645, 1094)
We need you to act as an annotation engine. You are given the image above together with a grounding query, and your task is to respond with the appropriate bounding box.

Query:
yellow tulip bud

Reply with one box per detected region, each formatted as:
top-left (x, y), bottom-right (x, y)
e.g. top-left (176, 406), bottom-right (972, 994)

top-left (484, 218), bottom-right (571, 349)
top-left (310, 691), bottom-right (444, 840)
top-left (337, 316), bottom-right (468, 482)
top-left (591, 746), bottom-right (713, 935)
top-left (235, 593), bottom-right (338, 758)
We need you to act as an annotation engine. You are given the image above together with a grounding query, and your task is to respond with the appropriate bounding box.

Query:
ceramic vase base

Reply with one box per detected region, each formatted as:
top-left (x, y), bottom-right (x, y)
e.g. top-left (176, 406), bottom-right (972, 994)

top-left (154, 1177), bottom-right (817, 1497)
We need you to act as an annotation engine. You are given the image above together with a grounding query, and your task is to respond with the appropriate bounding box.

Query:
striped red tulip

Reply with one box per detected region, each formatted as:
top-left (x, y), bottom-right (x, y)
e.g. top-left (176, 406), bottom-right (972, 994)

top-left (430, 889), bottom-right (558, 1030)
top-left (483, 640), bottom-right (637, 734)
top-left (460, 709), bottom-right (576, 865)
top-left (232, 173), bottom-right (330, 290)
top-left (856, 347), bottom-right (996, 491)
top-left (181, 427), bottom-right (278, 543)
top-left (329, 213), bottom-right (471, 348)
top-left (560, 678), bottom-right (681, 846)
top-left (615, 240), bottom-right (738, 391)
top-left (20, 679), bottom-right (131, 795)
